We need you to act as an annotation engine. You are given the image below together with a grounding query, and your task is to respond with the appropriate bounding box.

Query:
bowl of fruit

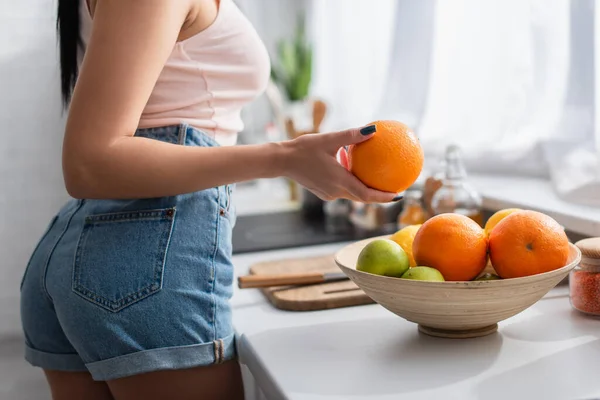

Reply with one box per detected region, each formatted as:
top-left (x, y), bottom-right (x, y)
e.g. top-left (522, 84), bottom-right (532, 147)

top-left (334, 210), bottom-right (581, 338)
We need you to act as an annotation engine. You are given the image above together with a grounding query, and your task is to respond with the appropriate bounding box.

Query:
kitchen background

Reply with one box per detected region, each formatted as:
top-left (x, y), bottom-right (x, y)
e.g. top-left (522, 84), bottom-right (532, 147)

top-left (1, 0), bottom-right (599, 366)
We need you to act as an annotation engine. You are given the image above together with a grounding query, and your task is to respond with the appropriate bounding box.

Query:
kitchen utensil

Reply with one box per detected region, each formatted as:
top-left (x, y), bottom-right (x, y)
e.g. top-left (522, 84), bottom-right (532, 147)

top-left (247, 255), bottom-right (373, 311)
top-left (335, 236), bottom-right (581, 338)
top-left (284, 99), bottom-right (328, 139)
top-left (312, 100), bottom-right (327, 132)
top-left (238, 271), bottom-right (348, 289)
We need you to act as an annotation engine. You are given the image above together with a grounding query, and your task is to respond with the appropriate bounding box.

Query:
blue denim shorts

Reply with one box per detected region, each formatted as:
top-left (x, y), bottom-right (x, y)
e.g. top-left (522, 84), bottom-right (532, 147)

top-left (20, 124), bottom-right (237, 381)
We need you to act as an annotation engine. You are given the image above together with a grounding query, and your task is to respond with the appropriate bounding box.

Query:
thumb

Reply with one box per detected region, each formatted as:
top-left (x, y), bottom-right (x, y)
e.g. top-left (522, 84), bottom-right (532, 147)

top-left (324, 124), bottom-right (377, 153)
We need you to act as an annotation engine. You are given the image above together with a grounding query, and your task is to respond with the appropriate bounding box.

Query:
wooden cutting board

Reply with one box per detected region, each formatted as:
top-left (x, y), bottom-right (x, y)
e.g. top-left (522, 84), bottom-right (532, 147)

top-left (248, 255), bottom-right (374, 311)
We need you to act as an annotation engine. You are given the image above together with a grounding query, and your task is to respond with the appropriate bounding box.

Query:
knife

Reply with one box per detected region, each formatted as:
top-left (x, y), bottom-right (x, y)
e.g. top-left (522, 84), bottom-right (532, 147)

top-left (237, 271), bottom-right (349, 289)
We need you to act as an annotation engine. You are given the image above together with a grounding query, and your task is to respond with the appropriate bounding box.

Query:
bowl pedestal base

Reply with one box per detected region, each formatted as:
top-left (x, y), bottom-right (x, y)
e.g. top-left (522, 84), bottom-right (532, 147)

top-left (418, 323), bottom-right (498, 339)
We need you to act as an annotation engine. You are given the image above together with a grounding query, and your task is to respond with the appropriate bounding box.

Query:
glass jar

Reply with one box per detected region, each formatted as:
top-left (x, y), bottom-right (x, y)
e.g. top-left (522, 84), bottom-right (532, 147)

top-left (431, 145), bottom-right (483, 226)
top-left (422, 156), bottom-right (446, 219)
top-left (570, 237), bottom-right (600, 316)
top-left (397, 189), bottom-right (426, 229)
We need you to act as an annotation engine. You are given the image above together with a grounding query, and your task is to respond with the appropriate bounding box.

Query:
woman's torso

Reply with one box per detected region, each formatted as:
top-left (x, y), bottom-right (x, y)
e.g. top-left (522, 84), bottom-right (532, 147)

top-left (79, 0), bottom-right (270, 146)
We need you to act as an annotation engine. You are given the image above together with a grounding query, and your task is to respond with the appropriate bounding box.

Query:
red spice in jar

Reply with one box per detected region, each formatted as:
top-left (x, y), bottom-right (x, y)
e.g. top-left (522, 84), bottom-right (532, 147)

top-left (570, 270), bottom-right (600, 315)
top-left (570, 237), bottom-right (600, 316)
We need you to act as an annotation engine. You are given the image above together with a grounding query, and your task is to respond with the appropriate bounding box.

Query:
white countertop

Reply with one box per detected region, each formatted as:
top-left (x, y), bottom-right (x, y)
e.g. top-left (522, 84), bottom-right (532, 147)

top-left (232, 244), bottom-right (600, 400)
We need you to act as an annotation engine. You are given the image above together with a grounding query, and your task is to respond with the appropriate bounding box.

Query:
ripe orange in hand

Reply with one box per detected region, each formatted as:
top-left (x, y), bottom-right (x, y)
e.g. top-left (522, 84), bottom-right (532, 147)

top-left (489, 210), bottom-right (569, 279)
top-left (413, 213), bottom-right (488, 281)
top-left (348, 120), bottom-right (423, 193)
top-left (484, 208), bottom-right (521, 237)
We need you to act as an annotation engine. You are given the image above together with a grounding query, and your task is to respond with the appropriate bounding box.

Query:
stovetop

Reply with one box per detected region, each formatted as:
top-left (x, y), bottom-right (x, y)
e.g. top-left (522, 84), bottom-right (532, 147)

top-left (232, 210), bottom-right (397, 254)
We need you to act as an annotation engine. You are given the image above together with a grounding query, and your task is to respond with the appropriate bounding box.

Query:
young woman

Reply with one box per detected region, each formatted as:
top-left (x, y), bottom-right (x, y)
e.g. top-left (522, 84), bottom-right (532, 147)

top-left (19, 0), bottom-right (398, 399)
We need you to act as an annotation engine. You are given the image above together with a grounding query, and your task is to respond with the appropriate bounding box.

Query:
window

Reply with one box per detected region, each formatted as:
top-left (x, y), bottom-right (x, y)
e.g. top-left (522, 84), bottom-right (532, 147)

top-left (308, 0), bottom-right (599, 205)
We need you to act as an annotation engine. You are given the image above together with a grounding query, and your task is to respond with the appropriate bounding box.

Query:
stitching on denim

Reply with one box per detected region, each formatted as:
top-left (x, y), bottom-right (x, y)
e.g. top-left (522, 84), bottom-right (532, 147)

top-left (157, 209), bottom-right (176, 294)
top-left (219, 185), bottom-right (235, 220)
top-left (72, 282), bottom-right (160, 312)
top-left (72, 219), bottom-right (93, 300)
top-left (84, 218), bottom-right (172, 225)
top-left (42, 200), bottom-right (84, 304)
top-left (150, 207), bottom-right (175, 295)
top-left (219, 184), bottom-right (236, 221)
top-left (209, 188), bottom-right (221, 340)
top-left (84, 208), bottom-right (175, 223)
top-left (72, 207), bottom-right (176, 313)
top-left (21, 215), bottom-right (58, 291)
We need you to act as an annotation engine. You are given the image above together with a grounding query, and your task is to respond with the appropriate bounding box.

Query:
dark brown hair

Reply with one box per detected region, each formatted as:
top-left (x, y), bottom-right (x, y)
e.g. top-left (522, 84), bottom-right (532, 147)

top-left (57, 0), bottom-right (82, 107)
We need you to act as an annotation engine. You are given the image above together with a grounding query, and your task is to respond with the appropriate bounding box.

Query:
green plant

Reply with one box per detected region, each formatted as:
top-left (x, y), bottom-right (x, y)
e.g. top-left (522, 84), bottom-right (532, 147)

top-left (270, 13), bottom-right (312, 102)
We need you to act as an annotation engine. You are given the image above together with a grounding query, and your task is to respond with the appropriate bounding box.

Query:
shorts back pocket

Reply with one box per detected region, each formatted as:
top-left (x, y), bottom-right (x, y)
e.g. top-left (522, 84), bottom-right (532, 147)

top-left (72, 207), bottom-right (176, 312)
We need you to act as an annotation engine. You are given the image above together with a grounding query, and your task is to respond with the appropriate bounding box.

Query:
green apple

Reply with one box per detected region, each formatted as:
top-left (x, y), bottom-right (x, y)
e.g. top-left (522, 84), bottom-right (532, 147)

top-left (356, 239), bottom-right (410, 277)
top-left (401, 266), bottom-right (445, 282)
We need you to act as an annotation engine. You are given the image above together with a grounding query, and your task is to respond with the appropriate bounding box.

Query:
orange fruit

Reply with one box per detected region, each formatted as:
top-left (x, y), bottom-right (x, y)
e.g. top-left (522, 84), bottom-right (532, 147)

top-left (348, 120), bottom-right (423, 193)
top-left (484, 208), bottom-right (521, 237)
top-left (489, 210), bottom-right (569, 279)
top-left (413, 213), bottom-right (488, 281)
top-left (390, 224), bottom-right (421, 267)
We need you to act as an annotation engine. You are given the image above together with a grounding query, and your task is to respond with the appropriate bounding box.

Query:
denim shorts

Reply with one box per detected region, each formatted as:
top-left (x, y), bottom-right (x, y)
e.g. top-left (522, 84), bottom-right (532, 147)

top-left (20, 124), bottom-right (237, 381)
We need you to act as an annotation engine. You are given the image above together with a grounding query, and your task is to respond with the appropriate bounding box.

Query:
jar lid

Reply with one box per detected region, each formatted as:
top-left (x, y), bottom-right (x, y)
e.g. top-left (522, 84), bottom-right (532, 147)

top-left (575, 237), bottom-right (600, 267)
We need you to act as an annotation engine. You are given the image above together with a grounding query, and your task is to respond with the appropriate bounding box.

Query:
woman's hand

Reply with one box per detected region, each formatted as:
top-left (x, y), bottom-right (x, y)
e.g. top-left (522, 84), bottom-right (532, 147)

top-left (281, 126), bottom-right (400, 203)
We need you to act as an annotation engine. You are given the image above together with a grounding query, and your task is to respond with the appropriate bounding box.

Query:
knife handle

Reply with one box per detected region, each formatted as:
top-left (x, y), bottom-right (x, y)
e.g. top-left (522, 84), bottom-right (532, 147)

top-left (238, 272), bottom-right (325, 289)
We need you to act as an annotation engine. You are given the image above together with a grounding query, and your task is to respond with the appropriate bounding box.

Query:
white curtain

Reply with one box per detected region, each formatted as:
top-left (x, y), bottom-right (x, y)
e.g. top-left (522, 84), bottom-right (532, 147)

top-left (309, 0), bottom-right (600, 206)
top-left (309, 0), bottom-right (398, 128)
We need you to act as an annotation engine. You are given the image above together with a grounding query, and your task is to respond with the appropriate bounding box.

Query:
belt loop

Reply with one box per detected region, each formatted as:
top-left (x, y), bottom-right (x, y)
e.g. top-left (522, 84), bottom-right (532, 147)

top-left (213, 339), bottom-right (221, 364)
top-left (177, 123), bottom-right (188, 145)
top-left (219, 338), bottom-right (225, 363)
top-left (212, 339), bottom-right (225, 364)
